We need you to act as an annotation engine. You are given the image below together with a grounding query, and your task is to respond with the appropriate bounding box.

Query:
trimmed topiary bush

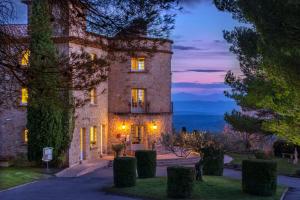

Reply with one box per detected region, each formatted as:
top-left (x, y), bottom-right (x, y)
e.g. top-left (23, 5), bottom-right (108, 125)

top-left (202, 146), bottom-right (224, 176)
top-left (167, 166), bottom-right (195, 198)
top-left (242, 160), bottom-right (277, 196)
top-left (113, 157), bottom-right (136, 188)
top-left (135, 150), bottom-right (157, 178)
top-left (254, 150), bottom-right (271, 160)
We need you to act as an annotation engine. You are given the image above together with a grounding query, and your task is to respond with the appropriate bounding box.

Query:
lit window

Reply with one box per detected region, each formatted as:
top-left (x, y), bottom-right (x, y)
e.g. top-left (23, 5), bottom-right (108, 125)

top-left (21, 87), bottom-right (28, 105)
top-left (24, 129), bottom-right (29, 144)
top-left (21, 50), bottom-right (30, 66)
top-left (90, 54), bottom-right (97, 69)
top-left (90, 88), bottom-right (96, 104)
top-left (131, 58), bottom-right (145, 71)
top-left (131, 89), bottom-right (145, 109)
top-left (90, 53), bottom-right (96, 61)
top-left (90, 126), bottom-right (97, 145)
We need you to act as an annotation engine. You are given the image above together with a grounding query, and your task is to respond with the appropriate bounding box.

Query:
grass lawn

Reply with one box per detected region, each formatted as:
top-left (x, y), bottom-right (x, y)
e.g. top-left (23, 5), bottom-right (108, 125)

top-left (228, 153), bottom-right (300, 176)
top-left (105, 176), bottom-right (285, 200)
top-left (0, 167), bottom-right (51, 190)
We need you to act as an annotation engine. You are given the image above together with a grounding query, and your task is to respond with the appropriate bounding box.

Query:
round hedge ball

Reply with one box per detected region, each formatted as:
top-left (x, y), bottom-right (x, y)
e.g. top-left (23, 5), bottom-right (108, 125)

top-left (242, 159), bottom-right (277, 196)
top-left (135, 150), bottom-right (157, 178)
top-left (167, 166), bottom-right (195, 198)
top-left (113, 157), bottom-right (136, 188)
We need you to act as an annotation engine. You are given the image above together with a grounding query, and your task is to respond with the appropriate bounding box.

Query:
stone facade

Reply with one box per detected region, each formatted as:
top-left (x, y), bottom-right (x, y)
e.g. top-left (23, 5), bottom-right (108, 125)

top-left (0, 1), bottom-right (173, 166)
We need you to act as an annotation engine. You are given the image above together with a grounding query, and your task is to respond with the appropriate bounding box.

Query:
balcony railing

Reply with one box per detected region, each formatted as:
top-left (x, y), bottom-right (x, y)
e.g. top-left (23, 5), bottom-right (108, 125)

top-left (128, 101), bottom-right (173, 114)
top-left (131, 101), bottom-right (149, 113)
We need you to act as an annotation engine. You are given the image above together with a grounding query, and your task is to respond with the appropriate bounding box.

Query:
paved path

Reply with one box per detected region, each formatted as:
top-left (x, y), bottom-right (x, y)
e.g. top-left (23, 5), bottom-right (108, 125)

top-left (0, 175), bottom-right (136, 200)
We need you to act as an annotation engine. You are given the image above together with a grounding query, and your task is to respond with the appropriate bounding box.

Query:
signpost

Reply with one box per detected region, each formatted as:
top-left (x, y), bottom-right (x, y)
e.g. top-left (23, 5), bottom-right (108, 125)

top-left (42, 147), bottom-right (53, 170)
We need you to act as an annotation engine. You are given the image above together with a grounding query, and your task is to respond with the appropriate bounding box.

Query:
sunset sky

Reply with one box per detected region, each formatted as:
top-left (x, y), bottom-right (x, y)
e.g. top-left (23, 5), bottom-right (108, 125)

top-left (13, 0), bottom-right (240, 97)
top-left (172, 0), bottom-right (240, 96)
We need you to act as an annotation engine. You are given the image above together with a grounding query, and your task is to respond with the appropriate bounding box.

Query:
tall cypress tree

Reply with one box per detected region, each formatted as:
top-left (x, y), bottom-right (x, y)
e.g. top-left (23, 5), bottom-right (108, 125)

top-left (27, 0), bottom-right (65, 162)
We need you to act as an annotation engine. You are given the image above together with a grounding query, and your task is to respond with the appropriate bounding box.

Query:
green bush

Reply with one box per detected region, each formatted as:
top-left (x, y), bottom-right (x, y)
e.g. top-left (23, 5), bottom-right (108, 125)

top-left (113, 157), bottom-right (136, 188)
top-left (242, 160), bottom-right (277, 196)
top-left (202, 146), bottom-right (224, 176)
top-left (135, 150), bottom-right (156, 178)
top-left (167, 166), bottom-right (195, 198)
top-left (254, 150), bottom-right (271, 160)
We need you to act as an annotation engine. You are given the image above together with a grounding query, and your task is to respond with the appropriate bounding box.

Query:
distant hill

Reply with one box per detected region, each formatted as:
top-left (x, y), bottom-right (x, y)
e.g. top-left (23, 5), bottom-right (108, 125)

top-left (173, 100), bottom-right (238, 115)
top-left (172, 92), bottom-right (232, 102)
top-left (172, 96), bottom-right (238, 132)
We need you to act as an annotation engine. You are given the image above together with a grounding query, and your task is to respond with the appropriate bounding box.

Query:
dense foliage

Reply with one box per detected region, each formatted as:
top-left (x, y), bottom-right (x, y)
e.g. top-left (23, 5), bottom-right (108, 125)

top-left (242, 160), bottom-right (277, 196)
top-left (273, 140), bottom-right (300, 158)
top-left (27, 0), bottom-right (70, 163)
top-left (113, 157), bottom-right (137, 188)
top-left (135, 150), bottom-right (157, 178)
top-left (202, 146), bottom-right (224, 176)
top-left (167, 166), bottom-right (195, 198)
top-left (215, 0), bottom-right (300, 145)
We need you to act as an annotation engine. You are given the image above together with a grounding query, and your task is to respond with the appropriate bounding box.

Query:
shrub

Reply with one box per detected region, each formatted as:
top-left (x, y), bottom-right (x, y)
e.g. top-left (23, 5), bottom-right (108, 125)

top-left (273, 140), bottom-right (300, 157)
top-left (167, 166), bottom-right (195, 198)
top-left (202, 146), bottom-right (224, 176)
top-left (135, 150), bottom-right (156, 178)
top-left (113, 157), bottom-right (136, 188)
top-left (295, 169), bottom-right (300, 177)
top-left (112, 144), bottom-right (124, 158)
top-left (254, 150), bottom-right (272, 160)
top-left (242, 160), bottom-right (277, 196)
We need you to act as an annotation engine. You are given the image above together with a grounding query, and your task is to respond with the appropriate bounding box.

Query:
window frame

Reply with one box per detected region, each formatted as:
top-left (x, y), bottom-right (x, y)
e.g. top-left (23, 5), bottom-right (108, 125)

top-left (21, 50), bottom-right (30, 66)
top-left (21, 87), bottom-right (28, 106)
top-left (90, 88), bottom-right (97, 105)
top-left (90, 126), bottom-right (97, 146)
top-left (131, 57), bottom-right (145, 72)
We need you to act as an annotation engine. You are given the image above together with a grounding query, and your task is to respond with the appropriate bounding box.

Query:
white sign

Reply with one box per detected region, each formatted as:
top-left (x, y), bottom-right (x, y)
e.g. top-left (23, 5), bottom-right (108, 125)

top-left (42, 147), bottom-right (53, 162)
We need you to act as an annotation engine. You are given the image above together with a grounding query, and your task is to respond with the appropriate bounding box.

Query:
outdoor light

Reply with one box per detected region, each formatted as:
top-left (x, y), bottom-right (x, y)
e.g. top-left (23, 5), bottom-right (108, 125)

top-left (152, 122), bottom-right (157, 130)
top-left (121, 122), bottom-right (126, 130)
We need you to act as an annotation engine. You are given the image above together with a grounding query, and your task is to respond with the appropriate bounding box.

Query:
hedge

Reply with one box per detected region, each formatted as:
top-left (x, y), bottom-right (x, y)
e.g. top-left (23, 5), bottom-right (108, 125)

top-left (135, 150), bottom-right (157, 178)
top-left (242, 160), bottom-right (277, 196)
top-left (167, 166), bottom-right (195, 198)
top-left (113, 157), bottom-right (136, 188)
top-left (202, 146), bottom-right (224, 176)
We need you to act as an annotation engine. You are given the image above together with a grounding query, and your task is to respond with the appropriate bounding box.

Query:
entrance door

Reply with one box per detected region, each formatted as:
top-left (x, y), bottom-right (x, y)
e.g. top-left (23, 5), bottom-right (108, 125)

top-left (80, 128), bottom-right (87, 161)
top-left (130, 125), bottom-right (145, 151)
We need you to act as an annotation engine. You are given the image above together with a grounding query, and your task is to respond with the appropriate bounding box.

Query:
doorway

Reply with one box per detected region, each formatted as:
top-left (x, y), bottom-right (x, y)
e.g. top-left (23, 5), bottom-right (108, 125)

top-left (80, 128), bottom-right (87, 161)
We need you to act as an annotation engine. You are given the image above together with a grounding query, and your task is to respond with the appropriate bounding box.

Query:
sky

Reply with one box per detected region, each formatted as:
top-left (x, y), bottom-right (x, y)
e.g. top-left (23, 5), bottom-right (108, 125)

top-left (171, 0), bottom-right (240, 96)
top-left (12, 0), bottom-right (240, 98)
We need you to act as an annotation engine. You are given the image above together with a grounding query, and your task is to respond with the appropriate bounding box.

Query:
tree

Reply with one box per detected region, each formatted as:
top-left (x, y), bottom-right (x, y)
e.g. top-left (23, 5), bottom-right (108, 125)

top-left (214, 0), bottom-right (300, 145)
top-left (27, 0), bottom-right (66, 162)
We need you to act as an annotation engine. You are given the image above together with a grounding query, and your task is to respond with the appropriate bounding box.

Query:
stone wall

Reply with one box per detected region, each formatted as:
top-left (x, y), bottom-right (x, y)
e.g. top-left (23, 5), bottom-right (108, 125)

top-left (0, 108), bottom-right (27, 159)
top-left (68, 43), bottom-right (109, 166)
top-left (108, 51), bottom-right (172, 113)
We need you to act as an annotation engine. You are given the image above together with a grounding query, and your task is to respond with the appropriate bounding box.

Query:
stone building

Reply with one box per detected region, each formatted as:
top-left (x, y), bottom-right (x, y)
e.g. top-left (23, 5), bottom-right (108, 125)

top-left (0, 1), bottom-right (173, 166)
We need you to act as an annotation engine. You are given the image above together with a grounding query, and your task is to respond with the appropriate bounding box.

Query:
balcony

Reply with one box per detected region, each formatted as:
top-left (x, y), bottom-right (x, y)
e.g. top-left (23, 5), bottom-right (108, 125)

top-left (131, 101), bottom-right (149, 113)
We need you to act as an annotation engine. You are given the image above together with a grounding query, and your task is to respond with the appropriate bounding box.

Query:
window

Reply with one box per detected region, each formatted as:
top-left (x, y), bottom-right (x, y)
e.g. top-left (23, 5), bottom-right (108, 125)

top-left (131, 58), bottom-right (145, 71)
top-left (131, 89), bottom-right (145, 113)
top-left (21, 50), bottom-right (30, 66)
top-left (90, 126), bottom-right (97, 146)
top-left (90, 53), bottom-right (96, 61)
top-left (90, 88), bottom-right (96, 104)
top-left (21, 87), bottom-right (28, 105)
top-left (24, 129), bottom-right (29, 144)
